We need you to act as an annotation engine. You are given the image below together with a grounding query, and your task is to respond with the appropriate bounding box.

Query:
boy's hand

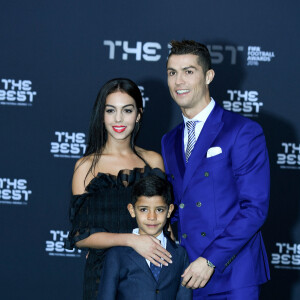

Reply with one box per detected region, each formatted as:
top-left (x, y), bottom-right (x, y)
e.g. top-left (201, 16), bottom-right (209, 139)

top-left (181, 257), bottom-right (214, 289)
top-left (131, 234), bottom-right (172, 267)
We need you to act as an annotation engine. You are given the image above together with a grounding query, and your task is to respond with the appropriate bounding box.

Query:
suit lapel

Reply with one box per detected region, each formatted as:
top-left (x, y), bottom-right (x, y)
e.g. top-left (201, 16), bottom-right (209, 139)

top-left (182, 103), bottom-right (224, 193)
top-left (128, 248), bottom-right (155, 281)
top-left (174, 124), bottom-right (186, 179)
top-left (165, 123), bottom-right (185, 184)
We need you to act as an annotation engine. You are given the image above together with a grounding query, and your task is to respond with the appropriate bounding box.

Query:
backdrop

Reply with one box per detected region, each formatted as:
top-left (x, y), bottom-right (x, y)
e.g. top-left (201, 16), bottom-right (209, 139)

top-left (0, 1), bottom-right (299, 299)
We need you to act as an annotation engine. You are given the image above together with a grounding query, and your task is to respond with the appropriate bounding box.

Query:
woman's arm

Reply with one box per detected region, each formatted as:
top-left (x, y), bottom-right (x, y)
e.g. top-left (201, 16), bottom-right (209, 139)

top-left (76, 232), bottom-right (172, 266)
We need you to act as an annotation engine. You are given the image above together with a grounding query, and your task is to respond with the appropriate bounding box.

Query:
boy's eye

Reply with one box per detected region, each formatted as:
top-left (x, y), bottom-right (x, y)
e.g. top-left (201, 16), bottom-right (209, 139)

top-left (168, 71), bottom-right (176, 76)
top-left (156, 208), bottom-right (165, 213)
top-left (186, 70), bottom-right (193, 74)
top-left (140, 208), bottom-right (148, 212)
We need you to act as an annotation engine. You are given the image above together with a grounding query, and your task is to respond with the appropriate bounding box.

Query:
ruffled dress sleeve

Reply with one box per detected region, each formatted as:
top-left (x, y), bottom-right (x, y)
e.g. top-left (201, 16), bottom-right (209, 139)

top-left (65, 174), bottom-right (114, 250)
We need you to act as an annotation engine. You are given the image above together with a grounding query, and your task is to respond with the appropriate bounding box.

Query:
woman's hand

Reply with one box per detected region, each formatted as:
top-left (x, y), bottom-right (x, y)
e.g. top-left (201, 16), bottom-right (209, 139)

top-left (130, 234), bottom-right (172, 267)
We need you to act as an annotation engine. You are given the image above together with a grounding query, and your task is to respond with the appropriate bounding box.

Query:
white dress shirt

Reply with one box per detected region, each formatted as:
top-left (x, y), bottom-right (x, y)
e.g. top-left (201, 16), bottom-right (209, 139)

top-left (183, 98), bottom-right (215, 153)
top-left (132, 228), bottom-right (167, 268)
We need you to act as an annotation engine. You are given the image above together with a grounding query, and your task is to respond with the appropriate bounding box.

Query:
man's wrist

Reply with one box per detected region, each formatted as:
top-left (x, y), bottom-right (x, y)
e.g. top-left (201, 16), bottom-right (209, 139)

top-left (206, 259), bottom-right (215, 269)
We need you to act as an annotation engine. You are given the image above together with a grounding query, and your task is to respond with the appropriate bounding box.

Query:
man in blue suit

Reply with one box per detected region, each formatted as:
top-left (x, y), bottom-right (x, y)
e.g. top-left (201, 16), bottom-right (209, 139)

top-left (97, 174), bottom-right (192, 300)
top-left (161, 40), bottom-right (270, 299)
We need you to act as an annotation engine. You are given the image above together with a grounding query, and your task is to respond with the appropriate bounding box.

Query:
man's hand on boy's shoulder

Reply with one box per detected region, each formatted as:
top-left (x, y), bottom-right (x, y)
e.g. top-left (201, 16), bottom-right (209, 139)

top-left (181, 257), bottom-right (214, 289)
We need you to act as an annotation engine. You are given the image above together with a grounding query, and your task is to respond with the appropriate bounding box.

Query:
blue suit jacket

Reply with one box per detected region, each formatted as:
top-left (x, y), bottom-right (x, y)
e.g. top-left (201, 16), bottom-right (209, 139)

top-left (161, 103), bottom-right (270, 297)
top-left (97, 237), bottom-right (192, 300)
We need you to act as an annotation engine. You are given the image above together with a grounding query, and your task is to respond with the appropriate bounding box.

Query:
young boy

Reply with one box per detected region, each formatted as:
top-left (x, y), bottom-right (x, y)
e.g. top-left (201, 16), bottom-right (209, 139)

top-left (97, 174), bottom-right (192, 299)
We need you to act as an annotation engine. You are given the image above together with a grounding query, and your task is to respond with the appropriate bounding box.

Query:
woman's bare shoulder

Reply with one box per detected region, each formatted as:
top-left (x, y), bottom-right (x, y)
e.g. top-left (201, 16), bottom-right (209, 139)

top-left (136, 147), bottom-right (165, 171)
top-left (74, 155), bottom-right (93, 172)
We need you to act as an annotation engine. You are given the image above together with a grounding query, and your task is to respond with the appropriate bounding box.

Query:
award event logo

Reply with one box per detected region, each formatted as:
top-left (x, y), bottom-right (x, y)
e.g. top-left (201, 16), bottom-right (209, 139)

top-left (102, 40), bottom-right (275, 67)
top-left (207, 45), bottom-right (244, 65)
top-left (0, 178), bottom-right (32, 205)
top-left (271, 242), bottom-right (300, 270)
top-left (50, 131), bottom-right (86, 159)
top-left (0, 79), bottom-right (37, 106)
top-left (222, 90), bottom-right (263, 117)
top-left (45, 230), bottom-right (81, 257)
top-left (277, 143), bottom-right (300, 169)
top-left (247, 46), bottom-right (275, 66)
top-left (103, 40), bottom-right (161, 61)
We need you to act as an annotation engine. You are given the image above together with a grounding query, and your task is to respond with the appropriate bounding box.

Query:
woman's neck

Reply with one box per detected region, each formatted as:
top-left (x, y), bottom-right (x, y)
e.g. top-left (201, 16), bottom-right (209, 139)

top-left (102, 137), bottom-right (134, 155)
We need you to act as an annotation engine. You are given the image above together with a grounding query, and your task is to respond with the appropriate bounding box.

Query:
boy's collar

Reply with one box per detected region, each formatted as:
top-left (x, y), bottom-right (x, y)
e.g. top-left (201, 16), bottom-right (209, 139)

top-left (132, 228), bottom-right (165, 243)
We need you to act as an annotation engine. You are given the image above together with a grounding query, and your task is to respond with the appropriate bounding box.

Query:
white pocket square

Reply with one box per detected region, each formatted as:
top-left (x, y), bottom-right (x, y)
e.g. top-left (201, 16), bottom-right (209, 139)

top-left (207, 146), bottom-right (222, 158)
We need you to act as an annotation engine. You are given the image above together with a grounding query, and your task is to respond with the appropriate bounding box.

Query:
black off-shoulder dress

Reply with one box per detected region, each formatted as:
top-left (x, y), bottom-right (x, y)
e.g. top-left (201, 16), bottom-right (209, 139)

top-left (65, 166), bottom-right (164, 300)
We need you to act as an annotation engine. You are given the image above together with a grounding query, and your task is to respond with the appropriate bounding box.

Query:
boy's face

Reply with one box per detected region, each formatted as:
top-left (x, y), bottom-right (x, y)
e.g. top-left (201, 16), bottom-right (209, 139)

top-left (127, 196), bottom-right (174, 237)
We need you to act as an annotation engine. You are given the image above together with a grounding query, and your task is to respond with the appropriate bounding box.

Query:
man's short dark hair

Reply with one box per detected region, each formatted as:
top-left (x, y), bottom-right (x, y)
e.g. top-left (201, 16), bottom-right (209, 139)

top-left (167, 40), bottom-right (212, 74)
top-left (131, 175), bottom-right (172, 206)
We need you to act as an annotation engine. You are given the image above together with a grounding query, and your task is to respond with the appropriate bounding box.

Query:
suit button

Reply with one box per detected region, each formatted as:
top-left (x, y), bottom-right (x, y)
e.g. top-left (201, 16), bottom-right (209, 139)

top-left (179, 203), bottom-right (185, 209)
top-left (196, 202), bottom-right (202, 207)
top-left (182, 233), bottom-right (187, 239)
top-left (156, 289), bottom-right (159, 294)
top-left (201, 232), bottom-right (206, 237)
top-left (171, 174), bottom-right (175, 180)
top-left (204, 172), bottom-right (209, 177)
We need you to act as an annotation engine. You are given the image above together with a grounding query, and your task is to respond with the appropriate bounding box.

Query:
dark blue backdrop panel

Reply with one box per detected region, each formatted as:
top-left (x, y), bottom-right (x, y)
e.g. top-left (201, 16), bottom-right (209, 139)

top-left (1, 1), bottom-right (299, 299)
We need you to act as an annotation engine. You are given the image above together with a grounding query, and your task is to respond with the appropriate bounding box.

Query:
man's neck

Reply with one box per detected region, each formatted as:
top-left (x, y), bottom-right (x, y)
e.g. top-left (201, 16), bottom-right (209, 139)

top-left (181, 95), bottom-right (211, 119)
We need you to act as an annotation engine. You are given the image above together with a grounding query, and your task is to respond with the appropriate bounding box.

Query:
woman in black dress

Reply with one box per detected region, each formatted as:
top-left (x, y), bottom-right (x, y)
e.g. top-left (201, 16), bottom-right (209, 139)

top-left (66, 78), bottom-right (172, 300)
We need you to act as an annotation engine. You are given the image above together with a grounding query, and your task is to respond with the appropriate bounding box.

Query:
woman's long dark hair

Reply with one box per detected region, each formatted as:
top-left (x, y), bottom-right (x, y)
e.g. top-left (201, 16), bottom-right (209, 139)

top-left (82, 78), bottom-right (144, 180)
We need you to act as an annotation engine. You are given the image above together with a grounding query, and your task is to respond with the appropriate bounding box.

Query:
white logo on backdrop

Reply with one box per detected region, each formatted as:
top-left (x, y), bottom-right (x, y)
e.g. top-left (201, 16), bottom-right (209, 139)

top-left (0, 178), bottom-right (32, 205)
top-left (0, 79), bottom-right (37, 106)
top-left (271, 242), bottom-right (300, 270)
top-left (222, 90), bottom-right (263, 117)
top-left (103, 40), bottom-right (161, 61)
top-left (45, 230), bottom-right (81, 257)
top-left (247, 46), bottom-right (275, 66)
top-left (277, 143), bottom-right (300, 169)
top-left (50, 131), bottom-right (86, 159)
top-left (102, 41), bottom-right (275, 67)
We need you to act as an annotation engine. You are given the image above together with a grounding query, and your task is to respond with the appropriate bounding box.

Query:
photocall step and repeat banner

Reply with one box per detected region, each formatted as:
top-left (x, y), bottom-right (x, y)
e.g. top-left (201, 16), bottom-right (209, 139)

top-left (1, 1), bottom-right (299, 299)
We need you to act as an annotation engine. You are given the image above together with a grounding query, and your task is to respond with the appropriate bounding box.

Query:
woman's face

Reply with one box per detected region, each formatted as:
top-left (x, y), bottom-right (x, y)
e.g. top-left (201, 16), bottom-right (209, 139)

top-left (104, 91), bottom-right (140, 142)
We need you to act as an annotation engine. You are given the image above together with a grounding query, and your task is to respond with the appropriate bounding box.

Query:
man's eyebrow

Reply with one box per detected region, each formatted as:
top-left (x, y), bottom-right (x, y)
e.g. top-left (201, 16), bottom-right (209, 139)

top-left (167, 65), bottom-right (197, 71)
top-left (183, 66), bottom-right (197, 70)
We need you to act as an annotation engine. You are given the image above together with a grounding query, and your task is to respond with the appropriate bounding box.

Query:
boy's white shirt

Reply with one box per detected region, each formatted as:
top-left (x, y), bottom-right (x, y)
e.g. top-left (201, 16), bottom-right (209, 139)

top-left (132, 228), bottom-right (167, 268)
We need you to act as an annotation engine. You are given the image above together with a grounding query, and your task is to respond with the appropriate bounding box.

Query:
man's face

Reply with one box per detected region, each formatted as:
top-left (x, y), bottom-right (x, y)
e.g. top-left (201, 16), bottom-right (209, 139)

top-left (128, 196), bottom-right (174, 237)
top-left (167, 54), bottom-right (212, 117)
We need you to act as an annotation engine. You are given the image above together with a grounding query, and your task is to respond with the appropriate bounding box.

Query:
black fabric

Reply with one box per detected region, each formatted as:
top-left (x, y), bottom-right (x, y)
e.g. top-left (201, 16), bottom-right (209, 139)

top-left (66, 166), bottom-right (165, 300)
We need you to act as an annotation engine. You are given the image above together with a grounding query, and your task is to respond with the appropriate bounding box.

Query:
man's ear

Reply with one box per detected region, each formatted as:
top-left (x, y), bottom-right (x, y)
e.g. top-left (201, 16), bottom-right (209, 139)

top-left (167, 204), bottom-right (174, 218)
top-left (127, 203), bottom-right (136, 218)
top-left (205, 69), bottom-right (215, 85)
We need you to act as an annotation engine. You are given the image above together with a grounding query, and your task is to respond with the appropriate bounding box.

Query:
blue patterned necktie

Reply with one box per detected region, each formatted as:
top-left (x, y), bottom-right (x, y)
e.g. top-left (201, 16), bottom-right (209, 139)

top-left (185, 121), bottom-right (198, 163)
top-left (150, 262), bottom-right (161, 281)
